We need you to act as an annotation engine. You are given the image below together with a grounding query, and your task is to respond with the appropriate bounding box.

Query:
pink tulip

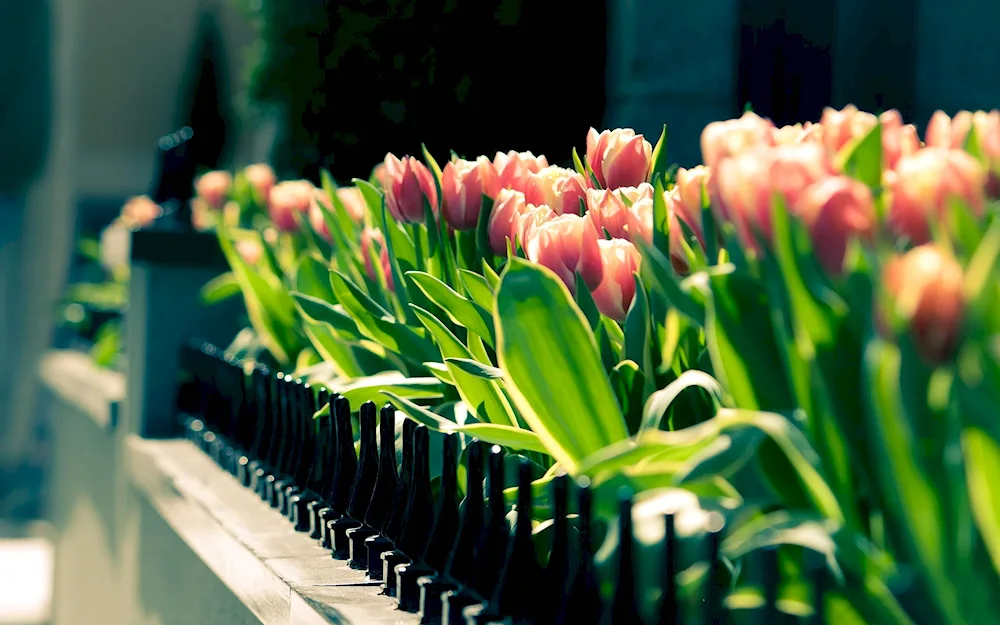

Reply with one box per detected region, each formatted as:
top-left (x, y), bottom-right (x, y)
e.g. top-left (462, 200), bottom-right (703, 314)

top-left (591, 238), bottom-right (642, 321)
top-left (383, 153), bottom-right (438, 223)
top-left (243, 164), bottom-right (276, 204)
top-left (338, 186), bottom-right (368, 223)
top-left (517, 203), bottom-right (557, 251)
top-left (195, 170), bottom-right (233, 211)
top-left (361, 227), bottom-right (393, 291)
top-left (715, 143), bottom-right (835, 253)
top-left (700, 111), bottom-right (776, 171)
top-left (772, 121), bottom-right (823, 146)
top-left (587, 183), bottom-right (654, 240)
top-left (879, 110), bottom-right (921, 171)
top-left (882, 244), bottom-right (965, 363)
top-left (795, 176), bottom-right (877, 276)
top-left (119, 195), bottom-right (162, 228)
top-left (442, 156), bottom-right (499, 230)
top-left (487, 188), bottom-right (528, 255)
top-left (525, 214), bottom-right (604, 293)
top-left (819, 105), bottom-right (878, 155)
top-left (525, 166), bottom-right (588, 215)
top-left (268, 180), bottom-right (315, 232)
top-left (494, 150), bottom-right (549, 193)
top-left (586, 128), bottom-right (653, 189)
top-left (887, 147), bottom-right (986, 244)
top-left (926, 110), bottom-right (1000, 193)
top-left (236, 239), bottom-right (263, 265)
top-left (372, 162), bottom-right (389, 188)
top-left (663, 167), bottom-right (711, 274)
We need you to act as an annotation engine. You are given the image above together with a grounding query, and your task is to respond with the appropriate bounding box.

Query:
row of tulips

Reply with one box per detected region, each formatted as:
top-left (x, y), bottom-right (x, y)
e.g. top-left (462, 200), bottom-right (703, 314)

top-left (192, 104), bottom-right (1000, 624)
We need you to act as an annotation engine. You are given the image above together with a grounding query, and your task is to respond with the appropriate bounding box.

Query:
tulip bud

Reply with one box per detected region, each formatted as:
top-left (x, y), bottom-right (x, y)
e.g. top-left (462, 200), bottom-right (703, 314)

top-left (887, 147), bottom-right (986, 244)
top-left (494, 150), bottom-right (549, 193)
top-left (361, 227), bottom-right (394, 291)
top-left (119, 195), bottom-right (162, 229)
top-left (243, 164), bottom-right (276, 204)
top-left (383, 153), bottom-right (438, 223)
top-left (590, 238), bottom-right (642, 321)
top-left (268, 180), bottom-right (315, 232)
top-left (772, 121), bottom-right (823, 146)
top-left (587, 183), bottom-right (654, 241)
top-left (926, 110), bottom-right (1000, 191)
top-left (715, 143), bottom-right (835, 253)
top-left (236, 239), bottom-right (263, 265)
top-left (586, 128), bottom-right (654, 190)
top-left (517, 203), bottom-right (557, 252)
top-left (796, 176), bottom-right (877, 275)
top-left (700, 111), bottom-right (776, 171)
top-left (664, 167), bottom-right (711, 275)
top-left (372, 162), bottom-right (389, 188)
top-left (337, 186), bottom-right (368, 223)
top-left (878, 110), bottom-right (921, 171)
top-left (488, 188), bottom-right (528, 255)
top-left (442, 156), bottom-right (499, 230)
top-left (525, 214), bottom-right (604, 293)
top-left (882, 244), bottom-right (965, 363)
top-left (525, 166), bottom-right (588, 215)
top-left (820, 105), bottom-right (878, 155)
top-left (195, 170), bottom-right (233, 211)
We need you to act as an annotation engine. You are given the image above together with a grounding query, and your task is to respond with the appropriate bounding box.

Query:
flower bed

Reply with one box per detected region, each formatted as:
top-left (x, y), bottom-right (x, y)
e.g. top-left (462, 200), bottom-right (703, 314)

top-left (185, 106), bottom-right (1000, 624)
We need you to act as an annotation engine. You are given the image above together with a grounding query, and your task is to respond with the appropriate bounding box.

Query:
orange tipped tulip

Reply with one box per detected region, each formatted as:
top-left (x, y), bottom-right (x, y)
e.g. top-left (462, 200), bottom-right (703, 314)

top-left (383, 153), bottom-right (438, 223)
top-left (586, 128), bottom-right (653, 190)
top-left (442, 156), bottom-right (499, 231)
top-left (887, 147), bottom-right (986, 244)
top-left (590, 238), bottom-right (642, 321)
top-left (882, 244), bottom-right (965, 363)
top-left (488, 189), bottom-right (528, 255)
top-left (525, 214), bottom-right (604, 293)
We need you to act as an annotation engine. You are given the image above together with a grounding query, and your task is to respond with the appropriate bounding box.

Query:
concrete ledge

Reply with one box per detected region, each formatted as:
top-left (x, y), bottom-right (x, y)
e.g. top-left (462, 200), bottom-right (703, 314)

top-left (126, 436), bottom-right (419, 625)
top-left (39, 350), bottom-right (125, 431)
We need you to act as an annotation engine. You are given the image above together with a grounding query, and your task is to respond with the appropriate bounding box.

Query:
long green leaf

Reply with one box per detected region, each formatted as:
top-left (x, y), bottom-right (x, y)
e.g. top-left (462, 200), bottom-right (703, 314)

top-left (407, 271), bottom-right (495, 347)
top-left (641, 371), bottom-right (726, 433)
top-left (495, 259), bottom-right (629, 473)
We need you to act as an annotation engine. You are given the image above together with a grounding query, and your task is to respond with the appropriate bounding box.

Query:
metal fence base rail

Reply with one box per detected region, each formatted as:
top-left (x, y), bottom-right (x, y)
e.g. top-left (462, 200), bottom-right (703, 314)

top-left (182, 341), bottom-right (830, 625)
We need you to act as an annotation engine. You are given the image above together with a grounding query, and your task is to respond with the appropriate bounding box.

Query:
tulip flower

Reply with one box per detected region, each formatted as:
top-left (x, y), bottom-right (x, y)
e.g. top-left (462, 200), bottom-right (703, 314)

top-left (700, 111), bottom-right (776, 171)
top-left (925, 110), bottom-right (1000, 193)
top-left (243, 164), bottom-right (276, 204)
top-left (525, 166), bottom-right (588, 215)
top-left (670, 166), bottom-right (710, 245)
top-left (195, 170), bottom-right (232, 211)
top-left (119, 195), bottom-right (162, 229)
top-left (525, 214), bottom-right (604, 293)
top-left (772, 121), bottom-right (823, 146)
top-left (517, 203), bottom-right (557, 252)
top-left (383, 153), bottom-right (439, 223)
top-left (337, 186), bottom-right (368, 223)
top-left (442, 156), bottom-right (499, 230)
top-left (587, 183), bottom-right (654, 240)
top-left (887, 147), bottom-right (986, 244)
top-left (488, 188), bottom-right (528, 255)
top-left (586, 128), bottom-right (654, 190)
top-left (309, 187), bottom-right (366, 241)
top-left (494, 150), bottom-right (549, 193)
top-left (819, 106), bottom-right (919, 170)
top-left (591, 238), bottom-right (642, 321)
top-left (372, 162), bottom-right (389, 188)
top-left (361, 227), bottom-right (394, 291)
top-left (882, 244), bottom-right (965, 363)
top-left (878, 110), bottom-right (921, 171)
top-left (268, 180), bottom-right (315, 232)
top-left (715, 143), bottom-right (835, 253)
top-left (795, 176), bottom-right (877, 275)
top-left (236, 239), bottom-right (263, 265)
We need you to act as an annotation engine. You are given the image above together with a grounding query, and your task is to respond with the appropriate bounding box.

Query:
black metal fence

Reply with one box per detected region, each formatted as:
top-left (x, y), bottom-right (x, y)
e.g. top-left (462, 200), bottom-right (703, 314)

top-left (178, 342), bottom-right (828, 625)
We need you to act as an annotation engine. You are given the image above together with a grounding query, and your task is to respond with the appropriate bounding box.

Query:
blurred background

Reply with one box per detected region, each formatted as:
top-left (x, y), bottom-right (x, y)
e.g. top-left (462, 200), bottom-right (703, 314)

top-left (1, 0), bottom-right (998, 622)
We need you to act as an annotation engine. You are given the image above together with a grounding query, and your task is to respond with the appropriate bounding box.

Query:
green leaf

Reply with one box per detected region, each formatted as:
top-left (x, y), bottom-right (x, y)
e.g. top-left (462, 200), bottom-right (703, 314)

top-left (292, 292), bottom-right (364, 340)
top-left (384, 391), bottom-right (547, 455)
top-left (63, 282), bottom-right (128, 311)
top-left (575, 273), bottom-right (601, 332)
top-left (609, 360), bottom-right (645, 435)
top-left (459, 268), bottom-right (495, 309)
top-left (649, 124), bottom-right (670, 182)
top-left (331, 373), bottom-right (444, 407)
top-left (476, 195), bottom-right (496, 267)
top-left (329, 270), bottom-right (437, 363)
top-left (423, 361), bottom-right (454, 385)
top-left (652, 175), bottom-right (671, 255)
top-left (407, 270), bottom-right (495, 347)
top-left (623, 274), bottom-right (656, 403)
top-left (495, 259), bottom-right (629, 473)
top-left (839, 122), bottom-right (882, 191)
top-left (965, 218), bottom-right (1000, 301)
top-left (571, 146), bottom-right (588, 179)
top-left (411, 305), bottom-right (517, 427)
top-left (962, 427), bottom-right (1000, 577)
top-left (294, 253), bottom-right (336, 303)
top-left (482, 260), bottom-right (501, 290)
top-left (200, 272), bottom-right (241, 305)
top-left (641, 370), bottom-right (726, 433)
top-left (635, 237), bottom-right (705, 325)
top-left (301, 322), bottom-right (365, 378)
top-left (446, 357), bottom-right (504, 380)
